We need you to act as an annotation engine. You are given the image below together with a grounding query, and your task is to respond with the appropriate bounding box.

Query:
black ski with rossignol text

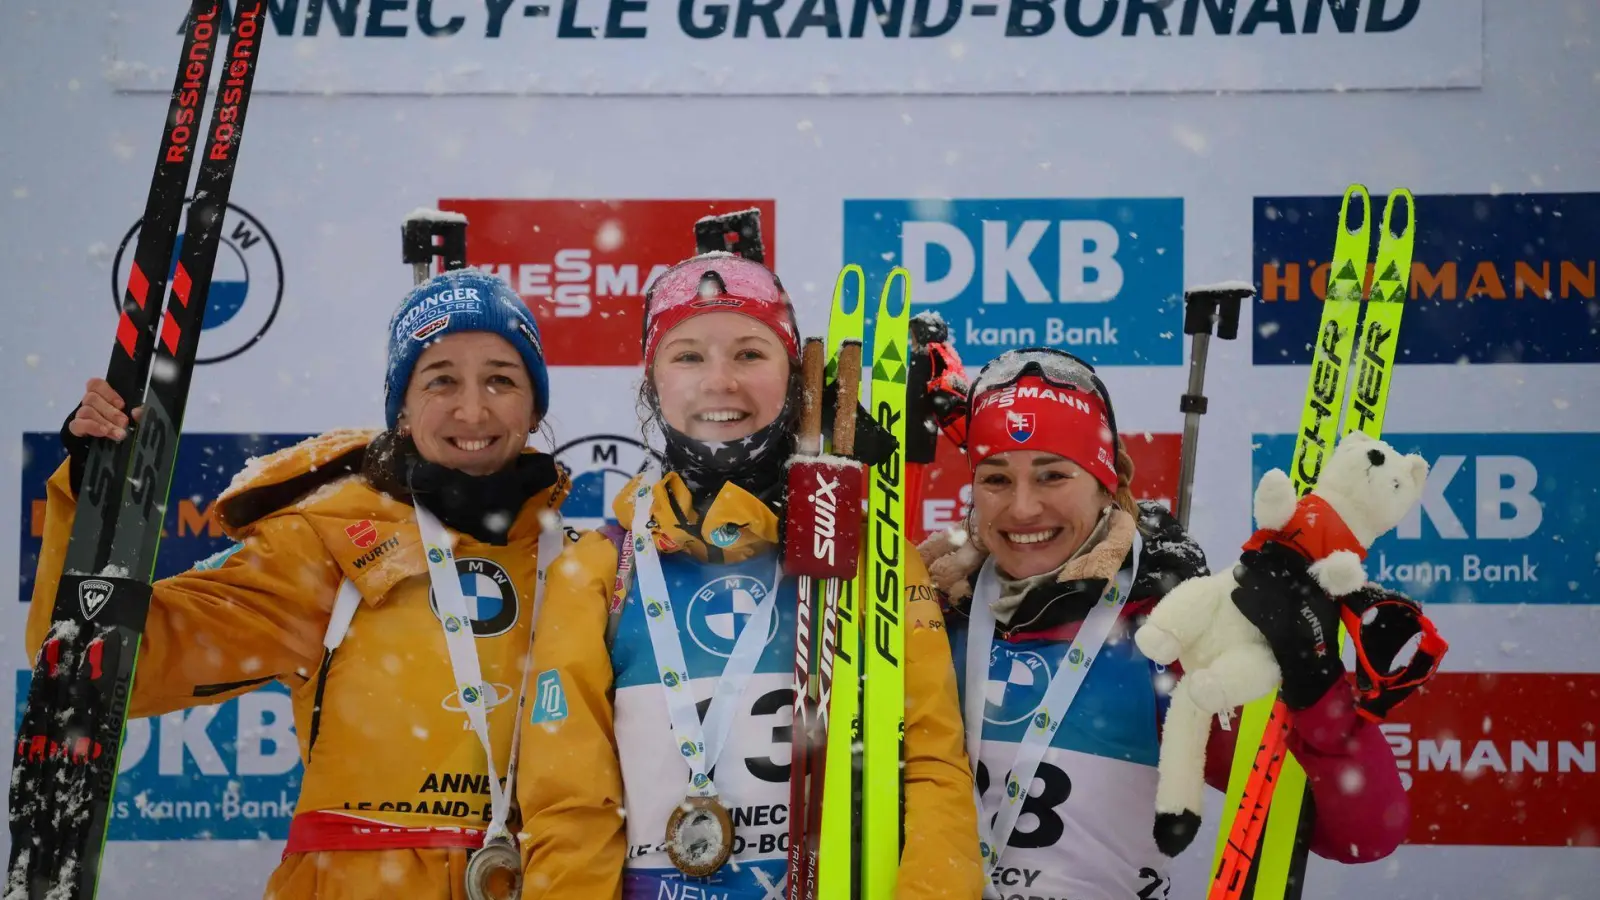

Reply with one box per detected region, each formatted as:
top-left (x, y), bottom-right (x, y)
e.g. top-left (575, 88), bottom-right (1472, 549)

top-left (6, 4), bottom-right (266, 897)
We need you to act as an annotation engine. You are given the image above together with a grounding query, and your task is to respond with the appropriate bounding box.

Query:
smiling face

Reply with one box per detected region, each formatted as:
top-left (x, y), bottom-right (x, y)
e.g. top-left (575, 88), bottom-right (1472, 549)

top-left (971, 450), bottom-right (1112, 579)
top-left (650, 311), bottom-right (792, 442)
top-left (399, 331), bottom-right (538, 475)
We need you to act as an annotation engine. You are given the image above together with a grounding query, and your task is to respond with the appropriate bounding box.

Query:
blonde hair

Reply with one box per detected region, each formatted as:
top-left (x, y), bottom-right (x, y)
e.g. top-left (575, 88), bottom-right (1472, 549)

top-left (1109, 444), bottom-right (1138, 520)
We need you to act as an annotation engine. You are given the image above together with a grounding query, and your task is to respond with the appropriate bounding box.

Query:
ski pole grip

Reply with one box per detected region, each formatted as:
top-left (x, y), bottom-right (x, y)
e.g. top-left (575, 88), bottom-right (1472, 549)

top-left (799, 338), bottom-right (825, 456)
top-left (833, 341), bottom-right (862, 458)
top-left (1182, 285), bottom-right (1253, 339)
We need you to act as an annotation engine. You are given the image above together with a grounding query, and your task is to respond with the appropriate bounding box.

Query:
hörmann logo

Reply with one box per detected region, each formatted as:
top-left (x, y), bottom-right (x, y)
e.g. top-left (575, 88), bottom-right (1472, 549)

top-left (1253, 192), bottom-right (1600, 365)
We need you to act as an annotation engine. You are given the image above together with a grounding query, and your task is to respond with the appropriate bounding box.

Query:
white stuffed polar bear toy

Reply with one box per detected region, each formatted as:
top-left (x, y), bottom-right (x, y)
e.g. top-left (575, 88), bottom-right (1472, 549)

top-left (1133, 429), bottom-right (1430, 856)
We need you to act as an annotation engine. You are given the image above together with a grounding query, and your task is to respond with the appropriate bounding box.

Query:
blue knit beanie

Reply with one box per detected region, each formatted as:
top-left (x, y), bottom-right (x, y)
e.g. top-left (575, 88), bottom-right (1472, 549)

top-left (384, 269), bottom-right (550, 430)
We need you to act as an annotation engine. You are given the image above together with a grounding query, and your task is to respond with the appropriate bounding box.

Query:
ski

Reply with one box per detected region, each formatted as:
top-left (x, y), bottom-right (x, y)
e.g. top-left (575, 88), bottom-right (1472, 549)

top-left (817, 265), bottom-right (867, 900)
top-left (1210, 185), bottom-right (1416, 900)
top-left (6, 5), bottom-right (267, 897)
top-left (860, 268), bottom-right (911, 900)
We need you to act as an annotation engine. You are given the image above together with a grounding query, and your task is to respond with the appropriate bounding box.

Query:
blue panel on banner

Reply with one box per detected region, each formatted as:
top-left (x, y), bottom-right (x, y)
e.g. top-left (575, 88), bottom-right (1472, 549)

top-left (19, 431), bottom-right (314, 604)
top-left (843, 198), bottom-right (1185, 368)
top-left (13, 670), bottom-right (302, 841)
top-left (1252, 192), bottom-right (1600, 365)
top-left (1253, 433), bottom-right (1598, 604)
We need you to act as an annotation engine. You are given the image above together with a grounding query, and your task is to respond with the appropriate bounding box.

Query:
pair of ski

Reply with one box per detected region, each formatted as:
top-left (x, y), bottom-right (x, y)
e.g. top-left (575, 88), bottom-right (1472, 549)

top-left (784, 266), bottom-right (911, 900)
top-left (5, 3), bottom-right (267, 898)
top-left (1209, 184), bottom-right (1418, 900)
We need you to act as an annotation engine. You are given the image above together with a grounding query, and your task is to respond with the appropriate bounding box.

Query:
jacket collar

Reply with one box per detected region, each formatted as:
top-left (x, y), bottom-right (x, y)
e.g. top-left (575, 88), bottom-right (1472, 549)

top-left (612, 471), bottom-right (780, 564)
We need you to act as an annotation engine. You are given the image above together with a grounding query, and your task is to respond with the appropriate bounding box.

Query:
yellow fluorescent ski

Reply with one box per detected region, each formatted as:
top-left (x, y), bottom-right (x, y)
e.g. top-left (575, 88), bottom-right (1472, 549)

top-left (1252, 188), bottom-right (1417, 900)
top-left (820, 264), bottom-right (866, 900)
top-left (1213, 184), bottom-right (1372, 881)
top-left (861, 267), bottom-right (910, 900)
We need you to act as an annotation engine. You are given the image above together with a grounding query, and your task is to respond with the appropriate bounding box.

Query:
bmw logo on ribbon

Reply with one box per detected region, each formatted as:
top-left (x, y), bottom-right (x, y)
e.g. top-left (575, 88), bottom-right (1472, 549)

top-left (112, 201), bottom-right (283, 365)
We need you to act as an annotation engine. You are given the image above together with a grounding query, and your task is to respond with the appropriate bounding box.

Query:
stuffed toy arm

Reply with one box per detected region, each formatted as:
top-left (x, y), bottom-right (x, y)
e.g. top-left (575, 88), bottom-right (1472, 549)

top-left (1229, 541), bottom-right (1346, 711)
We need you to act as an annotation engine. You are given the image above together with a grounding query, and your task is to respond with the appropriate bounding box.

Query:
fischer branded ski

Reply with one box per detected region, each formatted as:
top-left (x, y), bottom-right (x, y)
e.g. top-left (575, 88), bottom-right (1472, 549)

top-left (860, 269), bottom-right (911, 900)
top-left (817, 265), bottom-right (868, 900)
top-left (6, 4), bottom-right (267, 898)
top-left (1210, 185), bottom-right (1416, 900)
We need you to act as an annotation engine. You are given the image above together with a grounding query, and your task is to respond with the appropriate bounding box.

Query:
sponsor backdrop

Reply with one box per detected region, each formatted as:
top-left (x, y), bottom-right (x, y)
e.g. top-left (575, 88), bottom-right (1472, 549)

top-left (3, 0), bottom-right (1598, 897)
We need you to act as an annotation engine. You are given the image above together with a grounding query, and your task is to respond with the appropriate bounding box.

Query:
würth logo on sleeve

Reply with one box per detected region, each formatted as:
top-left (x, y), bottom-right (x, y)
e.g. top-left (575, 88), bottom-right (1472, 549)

top-left (79, 579), bottom-right (114, 620)
top-left (345, 519), bottom-right (378, 549)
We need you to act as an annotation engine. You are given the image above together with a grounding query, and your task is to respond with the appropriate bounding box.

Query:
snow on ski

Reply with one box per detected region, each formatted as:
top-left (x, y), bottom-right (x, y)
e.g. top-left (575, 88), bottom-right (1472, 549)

top-left (5, 4), bottom-right (267, 897)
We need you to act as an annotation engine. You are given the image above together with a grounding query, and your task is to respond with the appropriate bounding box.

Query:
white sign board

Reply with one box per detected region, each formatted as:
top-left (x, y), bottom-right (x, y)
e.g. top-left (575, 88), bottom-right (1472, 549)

top-left (106, 0), bottom-right (1484, 96)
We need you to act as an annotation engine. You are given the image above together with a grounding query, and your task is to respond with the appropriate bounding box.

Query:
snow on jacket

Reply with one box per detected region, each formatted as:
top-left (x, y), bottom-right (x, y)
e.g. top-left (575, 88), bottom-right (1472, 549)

top-left (26, 430), bottom-right (570, 898)
top-left (919, 501), bottom-right (1408, 900)
top-left (516, 471), bottom-right (986, 900)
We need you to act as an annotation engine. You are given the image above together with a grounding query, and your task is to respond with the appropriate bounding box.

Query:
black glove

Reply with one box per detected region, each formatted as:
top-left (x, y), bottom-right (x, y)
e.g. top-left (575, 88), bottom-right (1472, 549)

top-left (1230, 541), bottom-right (1346, 711)
top-left (1341, 584), bottom-right (1448, 721)
top-left (60, 407), bottom-right (91, 496)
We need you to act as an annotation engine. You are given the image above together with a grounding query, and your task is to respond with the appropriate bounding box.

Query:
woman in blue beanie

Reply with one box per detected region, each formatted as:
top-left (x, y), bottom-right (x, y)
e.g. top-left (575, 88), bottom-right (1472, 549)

top-left (28, 269), bottom-right (565, 899)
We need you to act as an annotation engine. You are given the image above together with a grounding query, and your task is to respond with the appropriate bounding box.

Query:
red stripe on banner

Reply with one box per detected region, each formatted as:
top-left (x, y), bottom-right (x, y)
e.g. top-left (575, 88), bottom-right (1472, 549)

top-left (127, 262), bottom-right (149, 309)
top-left (116, 313), bottom-right (139, 359)
top-left (172, 262), bottom-right (192, 307)
top-left (160, 310), bottom-right (181, 356)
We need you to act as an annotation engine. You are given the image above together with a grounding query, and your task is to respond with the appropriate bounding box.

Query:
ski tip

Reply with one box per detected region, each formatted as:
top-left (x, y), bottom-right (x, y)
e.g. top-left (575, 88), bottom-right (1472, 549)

top-left (1381, 188), bottom-right (1417, 241)
top-left (877, 267), bottom-right (912, 321)
top-left (832, 264), bottom-right (867, 310)
top-left (1338, 184), bottom-right (1373, 237)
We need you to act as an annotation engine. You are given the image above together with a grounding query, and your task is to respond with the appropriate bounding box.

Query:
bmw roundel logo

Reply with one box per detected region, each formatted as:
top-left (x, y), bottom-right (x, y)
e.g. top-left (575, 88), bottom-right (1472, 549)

top-left (111, 200), bottom-right (283, 365)
top-left (428, 557), bottom-right (520, 638)
top-left (686, 573), bottom-right (779, 658)
top-left (553, 435), bottom-right (663, 532)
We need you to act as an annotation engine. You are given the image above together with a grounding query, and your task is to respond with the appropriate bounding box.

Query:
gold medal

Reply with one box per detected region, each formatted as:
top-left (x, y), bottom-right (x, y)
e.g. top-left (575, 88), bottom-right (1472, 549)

top-left (465, 833), bottom-right (522, 900)
top-left (664, 794), bottom-right (734, 877)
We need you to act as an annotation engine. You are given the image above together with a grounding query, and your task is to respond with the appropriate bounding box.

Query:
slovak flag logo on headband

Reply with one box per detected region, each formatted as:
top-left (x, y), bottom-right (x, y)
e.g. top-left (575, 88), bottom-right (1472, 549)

top-left (1007, 411), bottom-right (1036, 443)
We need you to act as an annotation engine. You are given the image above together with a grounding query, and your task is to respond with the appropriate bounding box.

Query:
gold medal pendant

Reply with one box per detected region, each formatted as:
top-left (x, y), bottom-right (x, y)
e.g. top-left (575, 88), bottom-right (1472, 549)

top-left (465, 833), bottom-right (523, 900)
top-left (664, 794), bottom-right (735, 877)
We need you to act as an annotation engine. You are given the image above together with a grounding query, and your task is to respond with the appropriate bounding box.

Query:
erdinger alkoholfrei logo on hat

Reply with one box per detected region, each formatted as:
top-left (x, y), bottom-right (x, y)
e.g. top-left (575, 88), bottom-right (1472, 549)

top-left (112, 201), bottom-right (283, 365)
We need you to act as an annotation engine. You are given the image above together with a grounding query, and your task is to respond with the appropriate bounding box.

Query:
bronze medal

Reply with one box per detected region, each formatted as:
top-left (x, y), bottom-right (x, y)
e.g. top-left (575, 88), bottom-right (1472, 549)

top-left (465, 833), bottom-right (523, 900)
top-left (664, 794), bottom-right (734, 877)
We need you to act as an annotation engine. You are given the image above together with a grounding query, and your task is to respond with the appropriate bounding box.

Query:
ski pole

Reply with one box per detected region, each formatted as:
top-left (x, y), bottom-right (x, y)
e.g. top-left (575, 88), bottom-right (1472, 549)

top-left (402, 208), bottom-right (469, 286)
top-left (1175, 284), bottom-right (1249, 530)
